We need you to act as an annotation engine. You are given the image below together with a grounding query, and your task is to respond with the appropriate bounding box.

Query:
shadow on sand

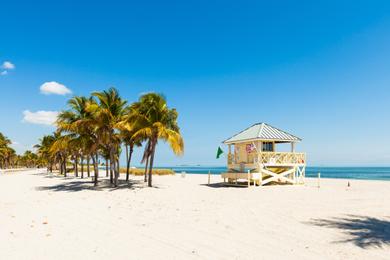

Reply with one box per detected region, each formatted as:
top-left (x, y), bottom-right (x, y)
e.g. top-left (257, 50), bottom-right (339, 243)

top-left (200, 182), bottom-right (250, 188)
top-left (308, 215), bottom-right (390, 248)
top-left (36, 178), bottom-right (145, 192)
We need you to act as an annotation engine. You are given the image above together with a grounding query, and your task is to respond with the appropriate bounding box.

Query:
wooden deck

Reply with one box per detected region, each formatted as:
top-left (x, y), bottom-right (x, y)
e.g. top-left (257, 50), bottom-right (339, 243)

top-left (222, 165), bottom-right (306, 187)
top-left (223, 152), bottom-right (306, 187)
top-left (228, 152), bottom-right (306, 168)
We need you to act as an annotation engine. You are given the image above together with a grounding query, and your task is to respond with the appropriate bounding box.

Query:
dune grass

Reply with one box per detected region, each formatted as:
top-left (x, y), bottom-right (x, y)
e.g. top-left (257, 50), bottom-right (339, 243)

top-left (119, 168), bottom-right (175, 176)
top-left (67, 166), bottom-right (175, 176)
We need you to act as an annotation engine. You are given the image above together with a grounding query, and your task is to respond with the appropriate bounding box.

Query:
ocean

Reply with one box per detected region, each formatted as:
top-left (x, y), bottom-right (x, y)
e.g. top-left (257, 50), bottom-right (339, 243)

top-left (159, 166), bottom-right (390, 181)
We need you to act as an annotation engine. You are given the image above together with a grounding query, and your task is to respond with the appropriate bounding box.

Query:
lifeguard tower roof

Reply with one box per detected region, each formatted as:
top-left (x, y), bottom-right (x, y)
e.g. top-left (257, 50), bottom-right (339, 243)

top-left (223, 123), bottom-right (301, 144)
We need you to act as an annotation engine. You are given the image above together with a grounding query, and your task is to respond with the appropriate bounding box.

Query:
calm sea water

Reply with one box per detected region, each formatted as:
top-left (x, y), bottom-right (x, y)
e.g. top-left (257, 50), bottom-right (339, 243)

top-left (158, 166), bottom-right (390, 181)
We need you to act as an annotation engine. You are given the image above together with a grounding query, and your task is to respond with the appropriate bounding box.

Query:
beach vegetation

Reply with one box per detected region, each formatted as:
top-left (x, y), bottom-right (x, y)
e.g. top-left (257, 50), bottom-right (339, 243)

top-left (32, 88), bottom-right (183, 187)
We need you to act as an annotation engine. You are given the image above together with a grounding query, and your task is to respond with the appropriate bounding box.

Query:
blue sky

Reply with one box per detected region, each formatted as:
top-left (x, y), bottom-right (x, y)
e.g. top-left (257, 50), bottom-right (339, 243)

top-left (1, 0), bottom-right (390, 166)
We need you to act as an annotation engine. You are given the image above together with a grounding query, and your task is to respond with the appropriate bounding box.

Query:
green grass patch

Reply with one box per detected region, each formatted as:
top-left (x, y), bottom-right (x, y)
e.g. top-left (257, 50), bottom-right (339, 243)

top-left (119, 168), bottom-right (175, 176)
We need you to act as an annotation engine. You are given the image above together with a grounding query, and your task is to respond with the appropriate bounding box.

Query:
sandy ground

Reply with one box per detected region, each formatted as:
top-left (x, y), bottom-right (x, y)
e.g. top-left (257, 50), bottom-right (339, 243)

top-left (0, 169), bottom-right (389, 260)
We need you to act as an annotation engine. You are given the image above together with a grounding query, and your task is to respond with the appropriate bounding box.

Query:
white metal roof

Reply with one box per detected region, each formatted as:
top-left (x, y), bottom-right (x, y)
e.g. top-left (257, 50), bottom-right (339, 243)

top-left (223, 123), bottom-right (301, 144)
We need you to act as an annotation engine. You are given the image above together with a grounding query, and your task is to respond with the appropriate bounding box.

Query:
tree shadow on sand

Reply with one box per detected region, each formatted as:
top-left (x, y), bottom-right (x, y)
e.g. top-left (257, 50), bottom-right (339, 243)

top-left (308, 215), bottom-right (390, 248)
top-left (36, 179), bottom-right (145, 192)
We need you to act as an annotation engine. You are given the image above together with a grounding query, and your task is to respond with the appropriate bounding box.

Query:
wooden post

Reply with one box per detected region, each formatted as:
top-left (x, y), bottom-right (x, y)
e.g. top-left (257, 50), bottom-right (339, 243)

top-left (258, 141), bottom-right (263, 171)
top-left (293, 166), bottom-right (296, 184)
top-left (317, 172), bottom-right (321, 188)
top-left (248, 170), bottom-right (250, 187)
top-left (208, 170), bottom-right (211, 185)
top-left (228, 144), bottom-right (232, 166)
top-left (259, 168), bottom-right (263, 187)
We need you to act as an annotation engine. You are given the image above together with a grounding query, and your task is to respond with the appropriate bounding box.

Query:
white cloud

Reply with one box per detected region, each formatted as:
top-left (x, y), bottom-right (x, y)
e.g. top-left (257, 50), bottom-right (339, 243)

top-left (2, 61), bottom-right (15, 70)
top-left (0, 70), bottom-right (8, 76)
top-left (40, 81), bottom-right (72, 95)
top-left (22, 110), bottom-right (58, 126)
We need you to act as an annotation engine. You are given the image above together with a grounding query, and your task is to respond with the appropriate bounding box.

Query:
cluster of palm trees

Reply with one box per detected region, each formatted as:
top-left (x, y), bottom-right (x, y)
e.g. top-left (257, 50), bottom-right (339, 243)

top-left (35, 88), bottom-right (184, 187)
top-left (0, 133), bottom-right (41, 169)
top-left (0, 133), bottom-right (15, 168)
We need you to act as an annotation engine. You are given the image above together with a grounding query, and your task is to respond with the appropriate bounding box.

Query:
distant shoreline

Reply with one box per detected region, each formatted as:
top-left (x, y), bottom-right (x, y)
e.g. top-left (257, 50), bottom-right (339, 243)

top-left (150, 166), bottom-right (390, 181)
top-left (4, 166), bottom-right (390, 181)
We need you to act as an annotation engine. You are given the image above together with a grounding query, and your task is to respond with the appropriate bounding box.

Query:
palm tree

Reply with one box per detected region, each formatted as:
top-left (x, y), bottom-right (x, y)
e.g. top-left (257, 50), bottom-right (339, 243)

top-left (49, 133), bottom-right (70, 176)
top-left (100, 146), bottom-right (111, 179)
top-left (69, 136), bottom-right (83, 177)
top-left (88, 88), bottom-right (126, 187)
top-left (118, 107), bottom-right (143, 182)
top-left (127, 93), bottom-right (184, 187)
top-left (141, 140), bottom-right (152, 182)
top-left (21, 150), bottom-right (39, 168)
top-left (35, 134), bottom-right (56, 172)
top-left (0, 133), bottom-right (12, 169)
top-left (3, 147), bottom-right (16, 168)
top-left (122, 131), bottom-right (142, 182)
top-left (57, 96), bottom-right (100, 184)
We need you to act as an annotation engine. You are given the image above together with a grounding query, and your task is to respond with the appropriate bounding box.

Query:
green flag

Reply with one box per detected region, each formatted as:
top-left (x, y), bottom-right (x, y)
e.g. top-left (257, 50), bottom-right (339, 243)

top-left (216, 147), bottom-right (224, 159)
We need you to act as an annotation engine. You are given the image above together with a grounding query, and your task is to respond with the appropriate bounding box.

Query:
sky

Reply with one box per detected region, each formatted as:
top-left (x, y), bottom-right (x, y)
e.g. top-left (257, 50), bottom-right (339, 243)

top-left (1, 0), bottom-right (390, 166)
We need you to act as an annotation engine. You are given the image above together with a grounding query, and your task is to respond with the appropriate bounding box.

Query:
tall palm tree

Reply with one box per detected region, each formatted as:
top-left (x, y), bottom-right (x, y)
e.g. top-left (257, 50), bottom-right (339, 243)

top-left (141, 140), bottom-right (152, 182)
top-left (3, 147), bottom-right (16, 168)
top-left (88, 88), bottom-right (126, 187)
top-left (21, 150), bottom-right (39, 168)
top-left (57, 96), bottom-right (100, 184)
top-left (49, 133), bottom-right (70, 176)
top-left (0, 133), bottom-right (12, 169)
top-left (122, 130), bottom-right (142, 182)
top-left (69, 136), bottom-right (83, 177)
top-left (128, 93), bottom-right (184, 187)
top-left (118, 107), bottom-right (143, 182)
top-left (35, 134), bottom-right (56, 172)
top-left (100, 146), bottom-right (111, 179)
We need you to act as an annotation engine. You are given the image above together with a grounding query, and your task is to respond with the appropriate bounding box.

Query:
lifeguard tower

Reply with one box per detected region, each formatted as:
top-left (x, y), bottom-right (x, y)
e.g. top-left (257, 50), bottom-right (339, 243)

top-left (221, 123), bottom-right (306, 186)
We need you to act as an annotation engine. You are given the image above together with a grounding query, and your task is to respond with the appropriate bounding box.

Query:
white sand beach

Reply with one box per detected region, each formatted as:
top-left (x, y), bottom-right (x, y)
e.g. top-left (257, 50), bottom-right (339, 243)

top-left (1, 169), bottom-right (389, 260)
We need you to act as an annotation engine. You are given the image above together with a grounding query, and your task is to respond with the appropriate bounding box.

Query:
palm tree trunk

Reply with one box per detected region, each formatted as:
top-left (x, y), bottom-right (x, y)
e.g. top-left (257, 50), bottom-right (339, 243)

top-left (87, 156), bottom-right (90, 177)
top-left (106, 158), bottom-right (109, 177)
top-left (126, 144), bottom-right (133, 182)
top-left (115, 158), bottom-right (120, 186)
top-left (81, 156), bottom-right (84, 178)
top-left (144, 155), bottom-right (149, 183)
top-left (92, 153), bottom-right (99, 186)
top-left (63, 158), bottom-right (67, 177)
top-left (113, 147), bottom-right (119, 187)
top-left (125, 144), bottom-right (129, 181)
top-left (91, 155), bottom-right (96, 184)
top-left (148, 142), bottom-right (157, 187)
top-left (110, 156), bottom-right (114, 184)
top-left (112, 156), bottom-right (116, 186)
top-left (75, 155), bottom-right (79, 177)
top-left (59, 160), bottom-right (62, 175)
